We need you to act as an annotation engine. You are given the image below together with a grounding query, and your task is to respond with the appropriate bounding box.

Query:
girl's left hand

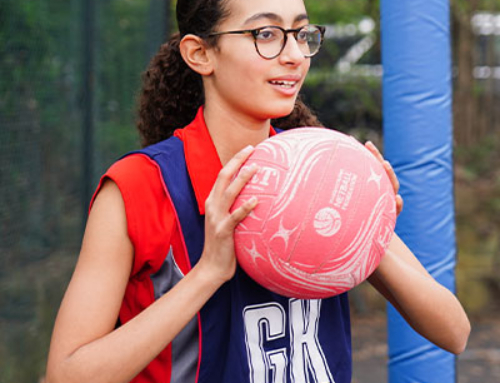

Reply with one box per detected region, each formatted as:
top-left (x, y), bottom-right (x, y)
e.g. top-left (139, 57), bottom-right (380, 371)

top-left (365, 141), bottom-right (404, 216)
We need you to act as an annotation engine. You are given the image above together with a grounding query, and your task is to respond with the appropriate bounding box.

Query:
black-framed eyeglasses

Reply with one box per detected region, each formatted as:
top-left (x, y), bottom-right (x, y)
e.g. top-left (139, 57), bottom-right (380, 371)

top-left (207, 24), bottom-right (326, 60)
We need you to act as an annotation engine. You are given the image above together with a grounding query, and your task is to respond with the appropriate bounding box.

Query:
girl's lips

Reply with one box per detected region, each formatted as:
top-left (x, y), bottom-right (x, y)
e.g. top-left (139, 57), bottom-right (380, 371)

top-left (269, 79), bottom-right (298, 88)
top-left (269, 75), bottom-right (302, 84)
top-left (268, 75), bottom-right (302, 95)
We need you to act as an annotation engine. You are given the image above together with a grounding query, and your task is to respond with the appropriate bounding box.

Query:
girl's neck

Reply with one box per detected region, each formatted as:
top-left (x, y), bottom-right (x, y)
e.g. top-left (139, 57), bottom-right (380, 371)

top-left (203, 102), bottom-right (271, 166)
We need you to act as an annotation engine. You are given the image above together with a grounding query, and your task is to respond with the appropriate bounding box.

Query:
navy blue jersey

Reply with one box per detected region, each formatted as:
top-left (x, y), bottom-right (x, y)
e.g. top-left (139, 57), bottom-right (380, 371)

top-left (128, 134), bottom-right (353, 383)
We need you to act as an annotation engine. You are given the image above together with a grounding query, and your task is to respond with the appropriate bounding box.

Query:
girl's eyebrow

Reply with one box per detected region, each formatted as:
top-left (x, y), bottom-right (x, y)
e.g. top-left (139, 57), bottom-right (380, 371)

top-left (243, 12), bottom-right (309, 26)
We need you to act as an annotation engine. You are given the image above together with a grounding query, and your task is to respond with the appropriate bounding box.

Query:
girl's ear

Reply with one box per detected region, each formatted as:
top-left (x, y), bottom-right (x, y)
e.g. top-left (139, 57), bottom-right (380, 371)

top-left (179, 35), bottom-right (215, 76)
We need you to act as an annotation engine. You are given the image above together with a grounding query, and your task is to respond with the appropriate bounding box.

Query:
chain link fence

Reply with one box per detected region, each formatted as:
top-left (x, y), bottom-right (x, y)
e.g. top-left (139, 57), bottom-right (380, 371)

top-left (0, 1), bottom-right (169, 381)
top-left (2, 1), bottom-right (500, 382)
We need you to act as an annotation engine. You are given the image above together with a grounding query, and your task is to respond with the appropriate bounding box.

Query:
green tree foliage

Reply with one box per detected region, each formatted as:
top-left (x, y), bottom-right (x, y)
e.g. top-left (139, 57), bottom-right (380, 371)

top-left (0, 0), bottom-right (79, 264)
top-left (306, 0), bottom-right (378, 24)
top-left (0, 1), bottom-right (156, 381)
top-left (2, 1), bottom-right (500, 382)
top-left (302, 0), bottom-right (382, 133)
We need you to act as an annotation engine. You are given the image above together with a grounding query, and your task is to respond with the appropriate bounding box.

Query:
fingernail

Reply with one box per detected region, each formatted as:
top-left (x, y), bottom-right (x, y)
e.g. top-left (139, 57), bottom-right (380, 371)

top-left (242, 164), bottom-right (257, 176)
top-left (243, 145), bottom-right (254, 153)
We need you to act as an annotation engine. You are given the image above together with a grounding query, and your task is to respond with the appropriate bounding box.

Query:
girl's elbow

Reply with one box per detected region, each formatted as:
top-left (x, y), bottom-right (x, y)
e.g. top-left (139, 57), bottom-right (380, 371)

top-left (45, 357), bottom-right (59, 383)
top-left (447, 319), bottom-right (471, 355)
top-left (447, 337), bottom-right (468, 355)
top-left (45, 367), bottom-right (63, 383)
top-left (45, 358), bottom-right (78, 383)
top-left (45, 369), bottom-right (82, 383)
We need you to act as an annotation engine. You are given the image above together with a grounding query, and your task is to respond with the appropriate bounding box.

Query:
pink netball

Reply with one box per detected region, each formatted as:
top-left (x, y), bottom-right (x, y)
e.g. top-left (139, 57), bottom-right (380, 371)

top-left (232, 127), bottom-right (397, 299)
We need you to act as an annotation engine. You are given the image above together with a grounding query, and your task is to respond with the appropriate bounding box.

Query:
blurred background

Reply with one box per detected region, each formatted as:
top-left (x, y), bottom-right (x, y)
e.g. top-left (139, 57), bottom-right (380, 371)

top-left (0, 0), bottom-right (499, 382)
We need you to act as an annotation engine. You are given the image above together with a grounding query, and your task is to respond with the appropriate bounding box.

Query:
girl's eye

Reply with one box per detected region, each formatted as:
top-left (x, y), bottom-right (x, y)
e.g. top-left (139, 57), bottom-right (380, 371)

top-left (256, 28), bottom-right (279, 41)
top-left (297, 29), bottom-right (309, 42)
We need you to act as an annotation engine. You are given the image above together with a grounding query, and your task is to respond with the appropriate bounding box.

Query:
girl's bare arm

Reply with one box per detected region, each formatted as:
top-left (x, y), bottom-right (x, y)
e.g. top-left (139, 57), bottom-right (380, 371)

top-left (46, 147), bottom-right (259, 383)
top-left (368, 233), bottom-right (470, 354)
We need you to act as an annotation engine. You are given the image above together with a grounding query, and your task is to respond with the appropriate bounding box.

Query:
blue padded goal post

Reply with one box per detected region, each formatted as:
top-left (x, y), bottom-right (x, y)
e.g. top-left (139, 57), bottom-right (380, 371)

top-left (381, 0), bottom-right (457, 382)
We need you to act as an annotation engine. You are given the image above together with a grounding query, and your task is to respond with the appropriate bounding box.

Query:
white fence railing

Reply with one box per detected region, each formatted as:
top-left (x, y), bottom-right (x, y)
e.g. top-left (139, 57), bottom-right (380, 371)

top-left (325, 14), bottom-right (500, 79)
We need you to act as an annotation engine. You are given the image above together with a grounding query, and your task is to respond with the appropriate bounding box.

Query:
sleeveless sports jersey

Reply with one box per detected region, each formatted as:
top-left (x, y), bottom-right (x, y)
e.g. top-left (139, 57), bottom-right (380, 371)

top-left (95, 107), bottom-right (352, 383)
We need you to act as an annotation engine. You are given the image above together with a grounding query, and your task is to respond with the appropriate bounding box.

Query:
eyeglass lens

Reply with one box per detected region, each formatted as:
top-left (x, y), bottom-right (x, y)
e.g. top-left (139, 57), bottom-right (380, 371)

top-left (255, 25), bottom-right (323, 59)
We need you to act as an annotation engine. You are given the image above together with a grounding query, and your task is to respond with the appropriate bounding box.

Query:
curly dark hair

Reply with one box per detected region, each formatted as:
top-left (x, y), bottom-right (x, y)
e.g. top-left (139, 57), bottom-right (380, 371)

top-left (137, 0), bottom-right (322, 147)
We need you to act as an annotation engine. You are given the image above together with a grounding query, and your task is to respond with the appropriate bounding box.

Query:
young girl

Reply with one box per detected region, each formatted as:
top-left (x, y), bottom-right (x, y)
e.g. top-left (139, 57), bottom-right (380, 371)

top-left (46, 0), bottom-right (470, 382)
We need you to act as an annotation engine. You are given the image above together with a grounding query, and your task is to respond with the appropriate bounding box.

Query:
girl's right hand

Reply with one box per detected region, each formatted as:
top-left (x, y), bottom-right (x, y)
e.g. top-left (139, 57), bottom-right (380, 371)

top-left (198, 145), bottom-right (260, 285)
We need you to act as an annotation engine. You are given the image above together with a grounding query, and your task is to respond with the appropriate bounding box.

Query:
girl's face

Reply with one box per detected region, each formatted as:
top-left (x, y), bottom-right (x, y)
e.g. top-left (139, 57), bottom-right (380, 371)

top-left (205, 0), bottom-right (311, 123)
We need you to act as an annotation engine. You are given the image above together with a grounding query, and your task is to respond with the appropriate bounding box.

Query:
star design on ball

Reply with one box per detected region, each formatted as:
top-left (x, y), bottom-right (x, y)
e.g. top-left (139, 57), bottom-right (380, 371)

top-left (245, 240), bottom-right (264, 263)
top-left (270, 217), bottom-right (299, 250)
top-left (367, 165), bottom-right (382, 190)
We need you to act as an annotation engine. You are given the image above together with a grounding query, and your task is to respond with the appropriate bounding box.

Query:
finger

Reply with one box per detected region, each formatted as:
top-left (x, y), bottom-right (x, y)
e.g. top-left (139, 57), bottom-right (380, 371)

top-left (396, 194), bottom-right (404, 216)
top-left (228, 196), bottom-right (258, 227)
top-left (365, 141), bottom-right (385, 164)
top-left (383, 160), bottom-right (400, 194)
top-left (223, 163), bottom-right (260, 210)
top-left (212, 145), bottom-right (255, 194)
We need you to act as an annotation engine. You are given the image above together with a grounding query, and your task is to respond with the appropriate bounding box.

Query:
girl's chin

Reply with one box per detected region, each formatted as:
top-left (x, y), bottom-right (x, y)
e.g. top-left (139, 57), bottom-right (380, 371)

top-left (243, 98), bottom-right (297, 122)
top-left (266, 99), bottom-right (298, 120)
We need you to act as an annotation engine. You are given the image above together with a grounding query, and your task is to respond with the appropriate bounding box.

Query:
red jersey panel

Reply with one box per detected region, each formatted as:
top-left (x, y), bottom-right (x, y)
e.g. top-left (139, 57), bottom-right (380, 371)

top-left (91, 107), bottom-right (279, 383)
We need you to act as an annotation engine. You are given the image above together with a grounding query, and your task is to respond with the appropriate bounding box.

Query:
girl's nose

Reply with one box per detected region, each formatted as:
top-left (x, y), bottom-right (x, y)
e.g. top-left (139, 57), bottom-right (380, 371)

top-left (278, 34), bottom-right (306, 65)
